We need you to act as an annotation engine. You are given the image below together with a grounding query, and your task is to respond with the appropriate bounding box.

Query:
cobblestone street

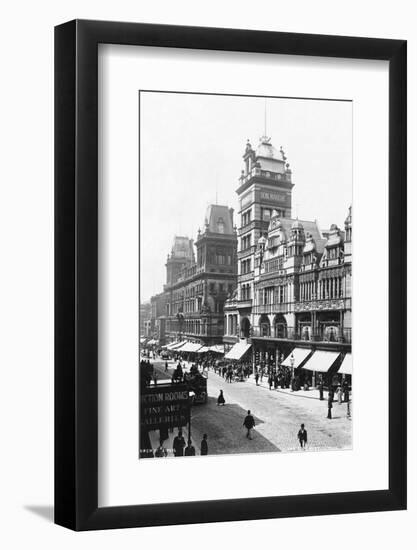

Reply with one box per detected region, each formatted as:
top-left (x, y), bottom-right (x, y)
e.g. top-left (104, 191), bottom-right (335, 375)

top-left (149, 360), bottom-right (352, 456)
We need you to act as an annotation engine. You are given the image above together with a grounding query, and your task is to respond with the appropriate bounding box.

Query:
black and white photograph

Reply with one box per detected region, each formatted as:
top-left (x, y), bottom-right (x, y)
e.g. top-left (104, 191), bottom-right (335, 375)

top-left (139, 91), bottom-right (352, 458)
top-left (0, 0), bottom-right (411, 543)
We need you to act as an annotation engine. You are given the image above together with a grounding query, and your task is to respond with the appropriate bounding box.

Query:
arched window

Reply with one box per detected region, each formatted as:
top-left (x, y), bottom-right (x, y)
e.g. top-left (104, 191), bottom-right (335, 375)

top-left (217, 217), bottom-right (225, 233)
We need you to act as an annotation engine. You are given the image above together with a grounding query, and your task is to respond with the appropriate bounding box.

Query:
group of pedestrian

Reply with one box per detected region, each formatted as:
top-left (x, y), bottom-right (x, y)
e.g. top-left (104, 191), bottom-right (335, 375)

top-left (215, 363), bottom-right (252, 382)
top-left (169, 430), bottom-right (208, 457)
top-left (327, 381), bottom-right (351, 419)
top-left (255, 365), bottom-right (293, 390)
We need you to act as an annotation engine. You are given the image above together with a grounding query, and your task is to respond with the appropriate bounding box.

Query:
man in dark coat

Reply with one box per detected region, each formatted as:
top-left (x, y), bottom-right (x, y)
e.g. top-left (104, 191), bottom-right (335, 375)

top-left (200, 434), bottom-right (208, 455)
top-left (243, 410), bottom-right (255, 439)
top-left (327, 394), bottom-right (333, 419)
top-left (255, 371), bottom-right (260, 386)
top-left (184, 439), bottom-right (196, 456)
top-left (297, 423), bottom-right (308, 449)
top-left (173, 429), bottom-right (186, 456)
top-left (343, 379), bottom-right (350, 402)
top-left (318, 378), bottom-right (324, 400)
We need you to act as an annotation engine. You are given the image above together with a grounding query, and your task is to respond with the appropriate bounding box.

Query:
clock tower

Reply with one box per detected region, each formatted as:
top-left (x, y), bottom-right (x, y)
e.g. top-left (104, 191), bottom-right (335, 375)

top-left (236, 135), bottom-right (294, 309)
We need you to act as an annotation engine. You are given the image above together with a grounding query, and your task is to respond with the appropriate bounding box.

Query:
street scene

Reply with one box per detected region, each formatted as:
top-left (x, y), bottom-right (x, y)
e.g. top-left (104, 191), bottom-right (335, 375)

top-left (139, 92), bottom-right (352, 459)
top-left (140, 353), bottom-right (351, 458)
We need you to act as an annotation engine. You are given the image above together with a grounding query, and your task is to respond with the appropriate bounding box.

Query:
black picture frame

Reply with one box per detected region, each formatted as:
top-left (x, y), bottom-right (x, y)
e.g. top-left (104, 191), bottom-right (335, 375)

top-left (55, 19), bottom-right (407, 531)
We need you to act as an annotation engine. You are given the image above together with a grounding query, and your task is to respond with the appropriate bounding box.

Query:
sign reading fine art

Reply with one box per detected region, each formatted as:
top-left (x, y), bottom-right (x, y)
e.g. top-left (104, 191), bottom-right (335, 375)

top-left (140, 384), bottom-right (190, 430)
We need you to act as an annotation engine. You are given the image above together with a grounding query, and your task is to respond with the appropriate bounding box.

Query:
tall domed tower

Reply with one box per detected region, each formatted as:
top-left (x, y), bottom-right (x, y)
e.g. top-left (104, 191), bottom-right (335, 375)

top-left (165, 236), bottom-right (195, 287)
top-left (235, 135), bottom-right (294, 317)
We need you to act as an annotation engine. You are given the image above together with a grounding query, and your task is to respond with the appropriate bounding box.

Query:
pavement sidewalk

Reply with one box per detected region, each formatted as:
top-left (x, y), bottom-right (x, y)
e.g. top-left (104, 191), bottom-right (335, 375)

top-left (245, 373), bottom-right (325, 400)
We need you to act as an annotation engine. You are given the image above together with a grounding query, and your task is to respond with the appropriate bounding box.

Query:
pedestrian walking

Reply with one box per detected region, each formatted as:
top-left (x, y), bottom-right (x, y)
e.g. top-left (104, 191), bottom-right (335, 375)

top-left (318, 379), bottom-right (324, 400)
top-left (200, 434), bottom-right (208, 456)
top-left (327, 394), bottom-right (333, 419)
top-left (184, 439), bottom-right (196, 456)
top-left (255, 371), bottom-right (259, 386)
top-left (173, 429), bottom-right (186, 457)
top-left (337, 384), bottom-right (343, 404)
top-left (268, 374), bottom-right (273, 390)
top-left (297, 423), bottom-right (308, 449)
top-left (165, 361), bottom-right (168, 372)
top-left (243, 410), bottom-right (255, 439)
top-left (343, 379), bottom-right (350, 402)
top-left (217, 389), bottom-right (225, 406)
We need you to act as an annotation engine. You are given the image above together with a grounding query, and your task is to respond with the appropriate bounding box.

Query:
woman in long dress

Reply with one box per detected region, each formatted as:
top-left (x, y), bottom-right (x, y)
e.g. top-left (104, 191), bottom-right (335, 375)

top-left (217, 389), bottom-right (225, 406)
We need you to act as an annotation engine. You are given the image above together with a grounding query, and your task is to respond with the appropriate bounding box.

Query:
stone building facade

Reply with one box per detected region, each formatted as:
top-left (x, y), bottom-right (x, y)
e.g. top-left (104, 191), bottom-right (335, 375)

top-left (153, 205), bottom-right (238, 346)
top-left (223, 135), bottom-right (352, 371)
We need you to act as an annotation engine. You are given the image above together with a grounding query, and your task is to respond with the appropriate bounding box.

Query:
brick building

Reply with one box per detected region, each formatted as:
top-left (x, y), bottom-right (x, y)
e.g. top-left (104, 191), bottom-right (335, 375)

top-left (152, 205), bottom-right (238, 346)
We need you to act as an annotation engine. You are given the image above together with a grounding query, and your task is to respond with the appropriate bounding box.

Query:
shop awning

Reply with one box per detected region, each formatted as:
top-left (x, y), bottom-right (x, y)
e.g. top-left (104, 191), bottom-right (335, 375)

top-left (338, 353), bottom-right (352, 375)
top-left (197, 346), bottom-right (210, 354)
top-left (165, 342), bottom-right (176, 349)
top-left (147, 339), bottom-right (157, 345)
top-left (302, 350), bottom-right (341, 373)
top-left (140, 337), bottom-right (148, 344)
top-left (209, 344), bottom-right (225, 354)
top-left (167, 341), bottom-right (184, 350)
top-left (178, 342), bottom-right (202, 353)
top-left (225, 341), bottom-right (252, 361)
top-left (282, 348), bottom-right (312, 368)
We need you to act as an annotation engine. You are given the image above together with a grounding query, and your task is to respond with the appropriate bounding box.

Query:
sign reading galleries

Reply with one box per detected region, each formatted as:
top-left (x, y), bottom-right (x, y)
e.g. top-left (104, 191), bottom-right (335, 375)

top-left (140, 384), bottom-right (191, 431)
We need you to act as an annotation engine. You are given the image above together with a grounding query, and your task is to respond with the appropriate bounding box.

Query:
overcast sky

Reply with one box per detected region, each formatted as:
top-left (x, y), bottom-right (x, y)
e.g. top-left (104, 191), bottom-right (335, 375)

top-left (140, 92), bottom-right (352, 303)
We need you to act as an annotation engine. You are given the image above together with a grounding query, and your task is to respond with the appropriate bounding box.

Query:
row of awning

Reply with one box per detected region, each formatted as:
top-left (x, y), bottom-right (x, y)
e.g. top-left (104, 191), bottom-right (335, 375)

top-left (161, 342), bottom-right (226, 354)
top-left (140, 337), bottom-right (158, 346)
top-left (282, 348), bottom-right (352, 375)
top-left (146, 339), bottom-right (351, 373)
top-left (221, 343), bottom-right (351, 374)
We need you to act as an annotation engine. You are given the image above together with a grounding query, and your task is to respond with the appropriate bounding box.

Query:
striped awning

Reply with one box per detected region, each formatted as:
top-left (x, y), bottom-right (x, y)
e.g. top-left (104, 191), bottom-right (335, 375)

top-left (196, 346), bottom-right (210, 354)
top-left (302, 350), bottom-right (341, 373)
top-left (282, 348), bottom-right (312, 368)
top-left (167, 341), bottom-right (184, 350)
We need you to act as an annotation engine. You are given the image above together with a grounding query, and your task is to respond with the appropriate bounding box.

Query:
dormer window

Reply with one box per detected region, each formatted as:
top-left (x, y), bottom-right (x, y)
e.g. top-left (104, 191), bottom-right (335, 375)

top-left (217, 217), bottom-right (225, 233)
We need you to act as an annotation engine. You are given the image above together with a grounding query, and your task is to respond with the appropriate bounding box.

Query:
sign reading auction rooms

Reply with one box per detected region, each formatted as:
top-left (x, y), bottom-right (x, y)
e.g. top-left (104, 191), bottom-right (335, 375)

top-left (140, 384), bottom-right (190, 431)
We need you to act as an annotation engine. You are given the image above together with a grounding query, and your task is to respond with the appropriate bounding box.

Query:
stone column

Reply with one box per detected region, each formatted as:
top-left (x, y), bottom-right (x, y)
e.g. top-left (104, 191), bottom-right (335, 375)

top-left (339, 310), bottom-right (344, 342)
top-left (311, 311), bottom-right (317, 340)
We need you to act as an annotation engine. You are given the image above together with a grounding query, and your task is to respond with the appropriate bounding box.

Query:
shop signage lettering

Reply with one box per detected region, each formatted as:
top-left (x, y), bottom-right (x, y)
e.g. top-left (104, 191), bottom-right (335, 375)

top-left (260, 191), bottom-right (286, 202)
top-left (141, 384), bottom-right (190, 430)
